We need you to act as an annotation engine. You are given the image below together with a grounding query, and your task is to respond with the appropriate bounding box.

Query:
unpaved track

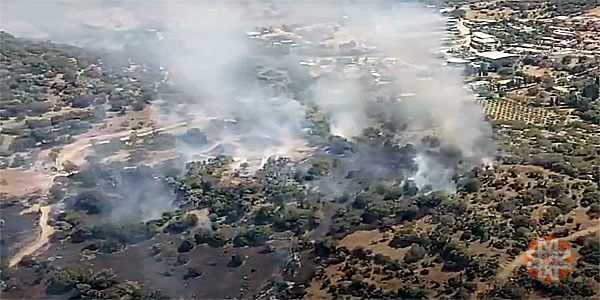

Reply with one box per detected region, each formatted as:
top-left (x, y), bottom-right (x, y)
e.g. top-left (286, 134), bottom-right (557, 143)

top-left (56, 120), bottom-right (194, 171)
top-left (8, 204), bottom-right (55, 267)
top-left (8, 118), bottom-right (206, 268)
top-left (8, 113), bottom-right (309, 267)
top-left (496, 223), bottom-right (600, 283)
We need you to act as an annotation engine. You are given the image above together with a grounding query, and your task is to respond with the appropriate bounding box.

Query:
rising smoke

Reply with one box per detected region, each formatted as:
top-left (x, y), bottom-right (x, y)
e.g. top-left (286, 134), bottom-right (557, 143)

top-left (296, 1), bottom-right (493, 158)
top-left (1, 0), bottom-right (494, 212)
top-left (274, 1), bottom-right (494, 190)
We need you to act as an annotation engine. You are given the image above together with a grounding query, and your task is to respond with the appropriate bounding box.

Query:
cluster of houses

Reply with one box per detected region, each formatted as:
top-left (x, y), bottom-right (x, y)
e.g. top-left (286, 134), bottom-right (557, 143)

top-left (440, 1), bottom-right (599, 100)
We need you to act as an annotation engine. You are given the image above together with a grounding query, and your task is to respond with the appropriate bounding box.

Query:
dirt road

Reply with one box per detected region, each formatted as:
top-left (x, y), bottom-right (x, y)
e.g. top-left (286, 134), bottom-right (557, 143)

top-left (55, 119), bottom-right (200, 171)
top-left (7, 117), bottom-right (211, 267)
top-left (8, 113), bottom-right (308, 267)
top-left (8, 204), bottom-right (55, 267)
top-left (496, 223), bottom-right (600, 283)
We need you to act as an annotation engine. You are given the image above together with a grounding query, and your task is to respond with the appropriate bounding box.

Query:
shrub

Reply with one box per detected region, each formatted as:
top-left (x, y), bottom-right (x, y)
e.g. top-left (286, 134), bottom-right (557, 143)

top-left (233, 228), bottom-right (270, 247)
top-left (227, 254), bottom-right (244, 268)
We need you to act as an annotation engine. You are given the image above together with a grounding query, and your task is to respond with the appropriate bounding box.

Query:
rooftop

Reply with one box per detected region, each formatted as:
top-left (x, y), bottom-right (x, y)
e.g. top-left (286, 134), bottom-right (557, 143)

top-left (473, 31), bottom-right (495, 39)
top-left (473, 36), bottom-right (497, 44)
top-left (477, 51), bottom-right (519, 60)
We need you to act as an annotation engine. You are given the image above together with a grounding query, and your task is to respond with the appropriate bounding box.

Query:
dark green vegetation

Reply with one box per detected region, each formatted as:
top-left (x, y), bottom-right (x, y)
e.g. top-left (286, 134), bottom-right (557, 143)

top-left (298, 128), bottom-right (599, 298)
top-left (0, 154), bottom-right (324, 298)
top-left (0, 31), bottom-right (163, 168)
top-left (3, 0), bottom-right (600, 297)
top-left (45, 267), bottom-right (168, 299)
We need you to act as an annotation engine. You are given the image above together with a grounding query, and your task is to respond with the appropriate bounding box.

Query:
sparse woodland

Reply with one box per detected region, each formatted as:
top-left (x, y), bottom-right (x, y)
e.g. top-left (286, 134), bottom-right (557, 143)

top-left (1, 0), bottom-right (600, 299)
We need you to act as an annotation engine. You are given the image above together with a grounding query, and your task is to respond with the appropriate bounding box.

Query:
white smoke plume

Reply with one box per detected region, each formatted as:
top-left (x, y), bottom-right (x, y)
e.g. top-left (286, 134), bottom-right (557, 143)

top-left (1, 0), bottom-right (494, 194)
top-left (296, 1), bottom-right (491, 156)
top-left (313, 73), bottom-right (370, 138)
top-left (270, 1), bottom-right (494, 190)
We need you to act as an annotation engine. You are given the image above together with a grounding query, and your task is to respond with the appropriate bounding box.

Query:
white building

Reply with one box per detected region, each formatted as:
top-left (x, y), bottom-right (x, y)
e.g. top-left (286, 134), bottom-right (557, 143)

top-left (477, 51), bottom-right (519, 66)
top-left (469, 80), bottom-right (492, 96)
top-left (471, 32), bottom-right (500, 51)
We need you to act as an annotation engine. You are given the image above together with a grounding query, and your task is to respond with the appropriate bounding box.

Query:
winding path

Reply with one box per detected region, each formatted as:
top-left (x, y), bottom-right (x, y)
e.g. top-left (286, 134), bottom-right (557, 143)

top-left (55, 119), bottom-right (194, 171)
top-left (496, 223), bottom-right (600, 283)
top-left (7, 117), bottom-right (206, 267)
top-left (8, 204), bottom-right (55, 267)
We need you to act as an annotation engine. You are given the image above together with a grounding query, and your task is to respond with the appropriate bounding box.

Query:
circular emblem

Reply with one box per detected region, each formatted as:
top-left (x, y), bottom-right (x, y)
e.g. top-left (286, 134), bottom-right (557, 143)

top-left (524, 236), bottom-right (572, 283)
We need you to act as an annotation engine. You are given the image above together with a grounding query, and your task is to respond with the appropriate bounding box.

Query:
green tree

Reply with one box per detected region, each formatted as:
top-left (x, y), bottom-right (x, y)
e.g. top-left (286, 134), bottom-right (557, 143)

top-left (459, 177), bottom-right (481, 193)
top-left (404, 244), bottom-right (426, 264)
top-left (582, 83), bottom-right (599, 100)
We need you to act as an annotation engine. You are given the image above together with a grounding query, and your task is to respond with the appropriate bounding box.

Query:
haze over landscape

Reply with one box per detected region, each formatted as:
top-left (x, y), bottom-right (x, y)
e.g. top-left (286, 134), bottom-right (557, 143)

top-left (0, 0), bottom-right (599, 299)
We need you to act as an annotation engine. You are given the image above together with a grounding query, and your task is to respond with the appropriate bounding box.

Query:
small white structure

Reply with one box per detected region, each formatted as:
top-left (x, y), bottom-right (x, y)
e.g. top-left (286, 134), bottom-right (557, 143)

top-left (477, 51), bottom-right (519, 65)
top-left (469, 80), bottom-right (491, 96)
top-left (471, 32), bottom-right (499, 51)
